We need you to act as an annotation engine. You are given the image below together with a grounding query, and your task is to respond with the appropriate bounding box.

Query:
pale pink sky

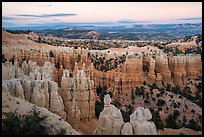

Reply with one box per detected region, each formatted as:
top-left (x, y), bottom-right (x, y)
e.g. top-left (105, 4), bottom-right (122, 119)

top-left (2, 2), bottom-right (202, 27)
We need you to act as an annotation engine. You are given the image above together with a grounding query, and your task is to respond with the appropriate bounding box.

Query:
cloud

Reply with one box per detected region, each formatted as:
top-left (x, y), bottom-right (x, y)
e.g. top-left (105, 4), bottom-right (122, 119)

top-left (2, 16), bottom-right (37, 21)
top-left (117, 19), bottom-right (151, 23)
top-left (173, 17), bottom-right (202, 20)
top-left (38, 4), bottom-right (52, 7)
top-left (16, 13), bottom-right (77, 18)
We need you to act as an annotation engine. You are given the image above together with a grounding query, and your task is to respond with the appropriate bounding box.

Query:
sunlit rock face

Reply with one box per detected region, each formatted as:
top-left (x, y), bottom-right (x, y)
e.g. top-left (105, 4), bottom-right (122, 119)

top-left (93, 53), bottom-right (202, 104)
top-left (169, 55), bottom-right (202, 87)
top-left (94, 94), bottom-right (158, 135)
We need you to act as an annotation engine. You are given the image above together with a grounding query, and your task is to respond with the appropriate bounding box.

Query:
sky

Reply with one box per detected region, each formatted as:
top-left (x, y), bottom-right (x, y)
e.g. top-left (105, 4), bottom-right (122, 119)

top-left (2, 2), bottom-right (202, 28)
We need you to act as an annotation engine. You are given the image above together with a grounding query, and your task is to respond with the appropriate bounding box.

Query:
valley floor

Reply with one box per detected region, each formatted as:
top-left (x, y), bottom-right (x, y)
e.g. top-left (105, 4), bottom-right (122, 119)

top-left (78, 117), bottom-right (99, 135)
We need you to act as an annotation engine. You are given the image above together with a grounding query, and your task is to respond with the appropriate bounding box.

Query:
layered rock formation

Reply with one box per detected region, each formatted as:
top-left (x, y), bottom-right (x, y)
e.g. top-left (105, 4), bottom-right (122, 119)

top-left (169, 54), bottom-right (202, 87)
top-left (2, 61), bottom-right (67, 120)
top-left (3, 45), bottom-right (202, 107)
top-left (155, 54), bottom-right (172, 86)
top-left (2, 59), bottom-right (97, 131)
top-left (93, 52), bottom-right (202, 103)
top-left (3, 31), bottom-right (202, 97)
top-left (94, 94), bottom-right (158, 135)
top-left (60, 68), bottom-right (96, 130)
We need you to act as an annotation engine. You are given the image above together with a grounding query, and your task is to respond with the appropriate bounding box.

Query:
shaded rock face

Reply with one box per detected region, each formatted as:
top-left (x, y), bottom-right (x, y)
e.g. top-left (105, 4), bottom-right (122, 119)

top-left (60, 68), bottom-right (96, 130)
top-left (94, 94), bottom-right (124, 135)
top-left (2, 91), bottom-right (79, 135)
top-left (2, 59), bottom-right (97, 132)
top-left (3, 78), bottom-right (67, 121)
top-left (130, 107), bottom-right (158, 135)
top-left (2, 61), bottom-right (66, 120)
top-left (67, 99), bottom-right (81, 130)
top-left (121, 122), bottom-right (134, 135)
top-left (94, 94), bottom-right (158, 135)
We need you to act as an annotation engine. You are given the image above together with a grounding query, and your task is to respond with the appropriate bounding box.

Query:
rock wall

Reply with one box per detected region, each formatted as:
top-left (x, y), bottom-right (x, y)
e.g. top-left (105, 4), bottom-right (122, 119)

top-left (169, 54), bottom-right (202, 87)
top-left (93, 53), bottom-right (202, 103)
top-left (60, 68), bottom-right (96, 129)
top-left (155, 54), bottom-right (172, 86)
top-left (2, 41), bottom-right (90, 86)
top-left (2, 61), bottom-right (67, 120)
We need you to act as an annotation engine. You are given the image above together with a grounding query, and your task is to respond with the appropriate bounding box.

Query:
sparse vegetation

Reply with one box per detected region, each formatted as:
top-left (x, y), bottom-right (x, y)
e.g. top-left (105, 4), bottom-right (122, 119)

top-left (76, 54), bottom-right (81, 63)
top-left (187, 119), bottom-right (201, 131)
top-left (2, 55), bottom-right (7, 63)
top-left (95, 100), bottom-right (104, 118)
top-left (165, 114), bottom-right (180, 129)
top-left (157, 99), bottom-right (166, 107)
top-left (5, 29), bottom-right (32, 34)
top-left (49, 50), bottom-right (55, 58)
top-left (2, 109), bottom-right (66, 135)
top-left (95, 85), bottom-right (113, 118)
top-left (150, 108), bottom-right (164, 129)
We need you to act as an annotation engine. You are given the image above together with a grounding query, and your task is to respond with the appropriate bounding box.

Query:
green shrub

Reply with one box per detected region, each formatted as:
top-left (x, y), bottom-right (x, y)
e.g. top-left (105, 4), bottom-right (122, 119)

top-left (131, 91), bottom-right (135, 101)
top-left (95, 100), bottom-right (104, 118)
top-left (166, 83), bottom-right (171, 91)
top-left (76, 54), bottom-right (81, 63)
top-left (150, 109), bottom-right (164, 129)
top-left (172, 86), bottom-right (180, 94)
top-left (49, 51), bottom-right (55, 58)
top-left (2, 109), bottom-right (66, 135)
top-left (120, 109), bottom-right (130, 123)
top-left (157, 99), bottom-right (166, 106)
top-left (165, 114), bottom-right (180, 129)
top-left (2, 55), bottom-right (7, 63)
top-left (187, 119), bottom-right (201, 131)
top-left (113, 100), bottom-right (121, 108)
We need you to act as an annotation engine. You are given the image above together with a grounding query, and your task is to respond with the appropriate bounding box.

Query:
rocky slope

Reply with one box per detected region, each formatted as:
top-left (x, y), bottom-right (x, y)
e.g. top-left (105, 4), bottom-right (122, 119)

top-left (2, 90), bottom-right (79, 135)
top-left (2, 61), bottom-right (66, 119)
top-left (2, 59), bottom-right (96, 131)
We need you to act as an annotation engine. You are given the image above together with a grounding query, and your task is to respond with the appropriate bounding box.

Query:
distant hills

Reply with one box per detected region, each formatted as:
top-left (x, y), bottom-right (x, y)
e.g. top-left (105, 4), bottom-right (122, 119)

top-left (4, 23), bottom-right (202, 40)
